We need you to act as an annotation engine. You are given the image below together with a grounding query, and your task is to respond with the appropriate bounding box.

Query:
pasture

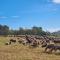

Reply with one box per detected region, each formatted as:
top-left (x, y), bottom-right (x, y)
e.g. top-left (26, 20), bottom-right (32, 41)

top-left (0, 37), bottom-right (60, 60)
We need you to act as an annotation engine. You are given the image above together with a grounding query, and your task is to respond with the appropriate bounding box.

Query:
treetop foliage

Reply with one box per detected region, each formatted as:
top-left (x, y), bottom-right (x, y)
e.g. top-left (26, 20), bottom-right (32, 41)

top-left (0, 24), bottom-right (50, 36)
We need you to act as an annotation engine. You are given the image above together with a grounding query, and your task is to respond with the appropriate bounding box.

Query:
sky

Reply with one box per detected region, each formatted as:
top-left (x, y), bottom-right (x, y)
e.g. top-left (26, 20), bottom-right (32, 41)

top-left (0, 0), bottom-right (60, 32)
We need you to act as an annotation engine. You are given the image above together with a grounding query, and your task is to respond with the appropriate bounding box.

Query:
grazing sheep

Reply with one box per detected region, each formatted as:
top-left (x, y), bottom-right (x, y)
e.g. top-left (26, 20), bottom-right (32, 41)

top-left (41, 41), bottom-right (60, 53)
top-left (9, 41), bottom-right (11, 45)
top-left (5, 42), bottom-right (9, 45)
top-left (22, 40), bottom-right (28, 45)
top-left (10, 39), bottom-right (16, 43)
top-left (17, 38), bottom-right (20, 40)
top-left (18, 40), bottom-right (22, 44)
top-left (25, 35), bottom-right (32, 44)
top-left (42, 43), bottom-right (54, 53)
top-left (30, 40), bottom-right (38, 47)
top-left (5, 41), bottom-right (11, 45)
top-left (21, 38), bottom-right (28, 45)
top-left (53, 40), bottom-right (60, 44)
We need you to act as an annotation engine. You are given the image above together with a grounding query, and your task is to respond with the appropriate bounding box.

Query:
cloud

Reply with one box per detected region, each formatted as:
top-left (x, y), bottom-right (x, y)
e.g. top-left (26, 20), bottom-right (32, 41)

top-left (52, 0), bottom-right (60, 4)
top-left (0, 16), bottom-right (8, 18)
top-left (46, 28), bottom-right (60, 32)
top-left (11, 16), bottom-right (19, 18)
top-left (0, 16), bottom-right (20, 19)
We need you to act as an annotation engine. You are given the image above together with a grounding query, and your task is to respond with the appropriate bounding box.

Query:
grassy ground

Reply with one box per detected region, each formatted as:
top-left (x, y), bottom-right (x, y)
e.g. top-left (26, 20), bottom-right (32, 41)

top-left (0, 37), bottom-right (60, 60)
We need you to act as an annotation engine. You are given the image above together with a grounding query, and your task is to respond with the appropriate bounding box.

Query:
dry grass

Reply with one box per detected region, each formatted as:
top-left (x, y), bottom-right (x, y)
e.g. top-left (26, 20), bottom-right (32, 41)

top-left (0, 37), bottom-right (60, 60)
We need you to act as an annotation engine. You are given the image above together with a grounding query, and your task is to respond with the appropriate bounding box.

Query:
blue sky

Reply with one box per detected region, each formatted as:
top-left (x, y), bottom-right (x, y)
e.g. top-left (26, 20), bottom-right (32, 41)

top-left (0, 0), bottom-right (60, 32)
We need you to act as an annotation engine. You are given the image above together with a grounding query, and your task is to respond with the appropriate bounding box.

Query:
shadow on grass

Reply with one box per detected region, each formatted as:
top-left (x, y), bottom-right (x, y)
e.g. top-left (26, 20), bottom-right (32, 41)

top-left (55, 53), bottom-right (60, 55)
top-left (42, 51), bottom-right (60, 55)
top-left (41, 51), bottom-right (53, 54)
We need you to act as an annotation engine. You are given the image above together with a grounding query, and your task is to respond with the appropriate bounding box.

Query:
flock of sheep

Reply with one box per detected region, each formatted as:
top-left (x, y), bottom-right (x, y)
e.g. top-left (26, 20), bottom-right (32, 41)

top-left (5, 35), bottom-right (60, 53)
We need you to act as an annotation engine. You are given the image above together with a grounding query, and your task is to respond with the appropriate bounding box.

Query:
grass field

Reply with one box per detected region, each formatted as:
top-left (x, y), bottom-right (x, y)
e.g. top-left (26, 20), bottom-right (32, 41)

top-left (0, 37), bottom-right (60, 60)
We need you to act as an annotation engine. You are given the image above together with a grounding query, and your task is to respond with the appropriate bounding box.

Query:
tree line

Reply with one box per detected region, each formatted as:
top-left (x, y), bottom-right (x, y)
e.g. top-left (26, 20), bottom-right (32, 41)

top-left (0, 25), bottom-right (51, 36)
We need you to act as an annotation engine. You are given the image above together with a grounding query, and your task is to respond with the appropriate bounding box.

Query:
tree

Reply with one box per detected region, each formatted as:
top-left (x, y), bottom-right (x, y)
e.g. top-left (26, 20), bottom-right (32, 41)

top-left (24, 29), bottom-right (32, 35)
top-left (18, 27), bottom-right (25, 35)
top-left (0, 25), bottom-right (9, 35)
top-left (3, 25), bottom-right (9, 35)
top-left (32, 26), bottom-right (43, 35)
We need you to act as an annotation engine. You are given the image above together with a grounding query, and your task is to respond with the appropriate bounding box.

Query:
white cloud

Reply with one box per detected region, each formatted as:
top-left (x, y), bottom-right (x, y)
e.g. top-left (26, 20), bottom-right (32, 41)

top-left (46, 28), bottom-right (60, 32)
top-left (0, 16), bottom-right (8, 18)
top-left (0, 16), bottom-right (20, 19)
top-left (52, 0), bottom-right (60, 4)
top-left (11, 16), bottom-right (19, 18)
